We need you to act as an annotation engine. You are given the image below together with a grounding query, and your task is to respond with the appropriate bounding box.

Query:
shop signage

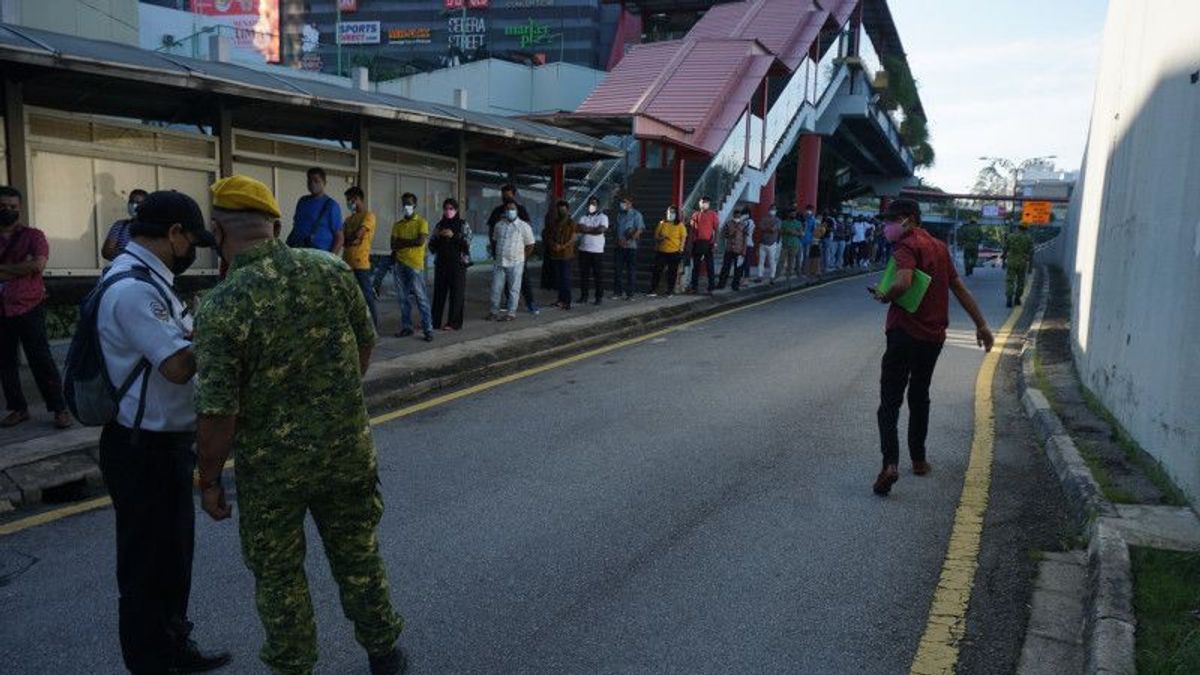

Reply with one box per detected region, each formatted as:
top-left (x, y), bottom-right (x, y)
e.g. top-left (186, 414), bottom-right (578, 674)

top-left (505, 18), bottom-right (554, 48)
top-left (388, 27), bottom-right (433, 44)
top-left (339, 21), bottom-right (381, 45)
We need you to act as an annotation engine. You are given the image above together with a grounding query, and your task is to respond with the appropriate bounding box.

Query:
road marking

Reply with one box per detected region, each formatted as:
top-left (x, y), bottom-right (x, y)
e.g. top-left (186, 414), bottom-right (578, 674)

top-left (1, 276), bottom-right (858, 537)
top-left (909, 301), bottom-right (1024, 675)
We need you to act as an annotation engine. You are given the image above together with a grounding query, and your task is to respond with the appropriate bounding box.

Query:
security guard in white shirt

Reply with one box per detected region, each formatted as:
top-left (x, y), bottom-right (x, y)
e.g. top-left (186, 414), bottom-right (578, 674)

top-left (93, 191), bottom-right (231, 675)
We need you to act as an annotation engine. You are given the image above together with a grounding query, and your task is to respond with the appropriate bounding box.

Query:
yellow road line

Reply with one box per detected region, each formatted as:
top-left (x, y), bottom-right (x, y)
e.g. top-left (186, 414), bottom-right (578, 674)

top-left (909, 301), bottom-right (1024, 675)
top-left (1, 277), bottom-right (855, 537)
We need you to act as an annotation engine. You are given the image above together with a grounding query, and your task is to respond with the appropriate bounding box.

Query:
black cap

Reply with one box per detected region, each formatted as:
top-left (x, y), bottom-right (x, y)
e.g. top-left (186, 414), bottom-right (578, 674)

top-left (880, 197), bottom-right (921, 222)
top-left (134, 191), bottom-right (215, 247)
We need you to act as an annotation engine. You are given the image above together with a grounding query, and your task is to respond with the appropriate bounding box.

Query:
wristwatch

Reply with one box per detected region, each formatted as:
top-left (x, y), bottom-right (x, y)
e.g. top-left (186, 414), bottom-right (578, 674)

top-left (197, 473), bottom-right (221, 491)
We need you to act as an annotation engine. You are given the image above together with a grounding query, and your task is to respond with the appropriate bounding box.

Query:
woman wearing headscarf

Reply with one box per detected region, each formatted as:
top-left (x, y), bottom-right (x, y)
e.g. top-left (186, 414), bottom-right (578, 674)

top-left (429, 197), bottom-right (471, 331)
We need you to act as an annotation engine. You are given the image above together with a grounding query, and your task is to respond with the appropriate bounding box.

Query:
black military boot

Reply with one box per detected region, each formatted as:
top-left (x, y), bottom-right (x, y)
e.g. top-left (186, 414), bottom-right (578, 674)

top-left (369, 646), bottom-right (409, 675)
top-left (169, 640), bottom-right (231, 673)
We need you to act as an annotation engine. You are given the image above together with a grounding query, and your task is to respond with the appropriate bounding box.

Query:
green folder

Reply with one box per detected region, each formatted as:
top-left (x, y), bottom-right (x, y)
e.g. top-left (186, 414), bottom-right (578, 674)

top-left (876, 257), bottom-right (932, 313)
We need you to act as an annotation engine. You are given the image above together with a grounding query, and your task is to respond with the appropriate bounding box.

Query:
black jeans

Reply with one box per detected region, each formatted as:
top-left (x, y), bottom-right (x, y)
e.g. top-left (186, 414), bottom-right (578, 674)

top-left (877, 329), bottom-right (945, 468)
top-left (0, 303), bottom-right (65, 413)
top-left (553, 259), bottom-right (574, 306)
top-left (650, 252), bottom-right (682, 295)
top-left (689, 240), bottom-right (716, 291)
top-left (717, 250), bottom-right (743, 290)
top-left (98, 424), bottom-right (197, 674)
top-left (614, 248), bottom-right (637, 297)
top-left (432, 262), bottom-right (466, 329)
top-left (578, 251), bottom-right (604, 302)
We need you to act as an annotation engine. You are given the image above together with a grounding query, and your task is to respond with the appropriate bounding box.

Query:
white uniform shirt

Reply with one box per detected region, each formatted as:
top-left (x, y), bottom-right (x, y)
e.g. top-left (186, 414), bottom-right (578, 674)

top-left (577, 212), bottom-right (608, 254)
top-left (98, 242), bottom-right (196, 432)
top-left (852, 220), bottom-right (870, 243)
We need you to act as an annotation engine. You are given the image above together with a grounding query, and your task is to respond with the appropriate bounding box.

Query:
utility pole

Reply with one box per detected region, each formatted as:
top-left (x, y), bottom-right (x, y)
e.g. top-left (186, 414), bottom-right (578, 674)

top-left (336, 3), bottom-right (343, 76)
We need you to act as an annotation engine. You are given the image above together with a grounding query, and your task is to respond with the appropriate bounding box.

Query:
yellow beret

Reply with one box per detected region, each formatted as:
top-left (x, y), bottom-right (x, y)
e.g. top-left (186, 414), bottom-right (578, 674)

top-left (210, 175), bottom-right (282, 219)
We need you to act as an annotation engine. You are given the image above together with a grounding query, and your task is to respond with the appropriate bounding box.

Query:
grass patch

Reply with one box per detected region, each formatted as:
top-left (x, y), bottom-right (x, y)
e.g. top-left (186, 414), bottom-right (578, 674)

top-left (1079, 386), bottom-right (1189, 507)
top-left (1031, 349), bottom-right (1057, 407)
top-left (1074, 439), bottom-right (1139, 505)
top-left (1131, 547), bottom-right (1200, 675)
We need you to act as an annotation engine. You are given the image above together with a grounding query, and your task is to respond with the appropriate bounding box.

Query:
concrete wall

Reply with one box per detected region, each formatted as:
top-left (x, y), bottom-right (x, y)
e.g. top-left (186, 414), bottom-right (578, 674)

top-left (379, 60), bottom-right (605, 117)
top-left (0, 0), bottom-right (138, 45)
top-left (1060, 0), bottom-right (1200, 501)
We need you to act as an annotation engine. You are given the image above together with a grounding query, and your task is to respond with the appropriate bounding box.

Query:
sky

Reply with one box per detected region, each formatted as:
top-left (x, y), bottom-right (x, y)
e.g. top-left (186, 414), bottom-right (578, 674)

top-left (886, 0), bottom-right (1110, 193)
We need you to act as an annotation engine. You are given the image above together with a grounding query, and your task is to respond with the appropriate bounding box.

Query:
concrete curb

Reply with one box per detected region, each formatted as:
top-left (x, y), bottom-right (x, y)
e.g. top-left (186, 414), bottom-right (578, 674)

top-left (0, 267), bottom-right (878, 510)
top-left (1016, 265), bottom-right (1136, 675)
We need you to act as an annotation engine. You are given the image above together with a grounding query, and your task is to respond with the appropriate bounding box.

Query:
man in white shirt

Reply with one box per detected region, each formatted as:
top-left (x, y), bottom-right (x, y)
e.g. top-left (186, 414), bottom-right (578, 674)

top-left (852, 216), bottom-right (871, 267)
top-left (576, 196), bottom-right (608, 305)
top-left (94, 191), bottom-right (231, 674)
top-left (487, 205), bottom-right (536, 321)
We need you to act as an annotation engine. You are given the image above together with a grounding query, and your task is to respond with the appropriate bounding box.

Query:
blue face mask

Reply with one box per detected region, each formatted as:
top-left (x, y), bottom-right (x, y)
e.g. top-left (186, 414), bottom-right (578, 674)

top-left (506, 209), bottom-right (518, 221)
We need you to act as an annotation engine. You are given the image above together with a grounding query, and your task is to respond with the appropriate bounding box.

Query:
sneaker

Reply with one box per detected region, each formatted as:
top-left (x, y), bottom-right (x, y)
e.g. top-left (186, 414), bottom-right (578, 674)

top-left (646, 293), bottom-right (658, 298)
top-left (501, 314), bottom-right (517, 322)
top-left (396, 329), bottom-right (414, 338)
top-left (422, 332), bottom-right (434, 343)
top-left (169, 639), bottom-right (232, 673)
top-left (873, 465), bottom-right (900, 496)
top-left (368, 646), bottom-right (408, 675)
top-left (913, 461), bottom-right (932, 476)
top-left (528, 305), bottom-right (541, 316)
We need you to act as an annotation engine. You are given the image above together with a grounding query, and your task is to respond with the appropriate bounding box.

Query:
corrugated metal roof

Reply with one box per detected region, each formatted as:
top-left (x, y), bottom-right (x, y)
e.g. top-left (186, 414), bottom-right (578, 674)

top-left (644, 41), bottom-right (764, 131)
top-left (688, 0), bottom-right (828, 71)
top-left (576, 41), bottom-right (685, 116)
top-left (0, 23), bottom-right (619, 161)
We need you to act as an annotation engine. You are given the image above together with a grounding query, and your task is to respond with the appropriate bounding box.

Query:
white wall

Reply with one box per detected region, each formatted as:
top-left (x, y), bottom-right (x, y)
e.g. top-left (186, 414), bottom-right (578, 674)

top-left (379, 59), bottom-right (605, 117)
top-left (1061, 0), bottom-right (1200, 502)
top-left (1, 0), bottom-right (138, 45)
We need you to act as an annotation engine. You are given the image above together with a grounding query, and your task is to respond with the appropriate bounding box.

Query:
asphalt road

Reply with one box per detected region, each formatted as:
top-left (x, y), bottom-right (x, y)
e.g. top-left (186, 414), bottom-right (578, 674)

top-left (0, 266), bottom-right (1062, 674)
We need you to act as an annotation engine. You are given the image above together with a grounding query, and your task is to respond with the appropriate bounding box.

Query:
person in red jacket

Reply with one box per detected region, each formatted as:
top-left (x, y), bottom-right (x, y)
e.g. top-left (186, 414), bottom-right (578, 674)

top-left (867, 199), bottom-right (994, 497)
top-left (687, 196), bottom-right (719, 294)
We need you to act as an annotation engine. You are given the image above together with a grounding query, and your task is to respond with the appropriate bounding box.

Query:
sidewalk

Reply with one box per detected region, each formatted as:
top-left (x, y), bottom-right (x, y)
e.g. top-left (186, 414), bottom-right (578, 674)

top-left (1015, 265), bottom-right (1200, 675)
top-left (0, 260), bottom-right (877, 508)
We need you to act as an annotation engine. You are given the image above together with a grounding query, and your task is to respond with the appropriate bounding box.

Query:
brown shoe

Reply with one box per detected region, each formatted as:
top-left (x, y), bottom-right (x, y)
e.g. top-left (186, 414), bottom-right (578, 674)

top-left (1, 410), bottom-right (30, 428)
top-left (912, 461), bottom-right (932, 476)
top-left (54, 411), bottom-right (73, 429)
top-left (873, 465), bottom-right (900, 496)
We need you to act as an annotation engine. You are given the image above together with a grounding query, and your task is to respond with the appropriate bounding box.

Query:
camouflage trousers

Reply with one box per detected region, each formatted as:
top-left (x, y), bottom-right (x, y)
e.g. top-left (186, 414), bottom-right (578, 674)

top-left (237, 473), bottom-right (404, 675)
top-left (963, 247), bottom-right (979, 275)
top-left (1006, 263), bottom-right (1028, 302)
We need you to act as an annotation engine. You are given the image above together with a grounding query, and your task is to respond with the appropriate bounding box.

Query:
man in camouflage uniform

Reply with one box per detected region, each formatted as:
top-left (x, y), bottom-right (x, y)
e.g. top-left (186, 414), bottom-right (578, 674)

top-left (958, 219), bottom-right (982, 276)
top-left (1002, 221), bottom-right (1034, 308)
top-left (193, 175), bottom-right (405, 675)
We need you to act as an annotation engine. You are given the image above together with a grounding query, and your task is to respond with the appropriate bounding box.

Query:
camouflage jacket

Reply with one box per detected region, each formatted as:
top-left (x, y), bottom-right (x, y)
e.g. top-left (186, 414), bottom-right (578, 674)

top-left (194, 239), bottom-right (378, 482)
top-left (957, 224), bottom-right (982, 249)
top-left (1004, 230), bottom-right (1034, 268)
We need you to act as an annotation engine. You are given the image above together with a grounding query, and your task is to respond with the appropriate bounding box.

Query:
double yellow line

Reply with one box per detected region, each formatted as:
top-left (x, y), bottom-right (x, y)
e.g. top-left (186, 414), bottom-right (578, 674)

top-left (0, 277), bottom-right (849, 537)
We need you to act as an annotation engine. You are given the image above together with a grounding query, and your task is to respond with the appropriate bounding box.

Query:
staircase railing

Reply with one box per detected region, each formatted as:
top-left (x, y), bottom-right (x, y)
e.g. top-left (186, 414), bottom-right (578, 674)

top-left (564, 135), bottom-right (637, 218)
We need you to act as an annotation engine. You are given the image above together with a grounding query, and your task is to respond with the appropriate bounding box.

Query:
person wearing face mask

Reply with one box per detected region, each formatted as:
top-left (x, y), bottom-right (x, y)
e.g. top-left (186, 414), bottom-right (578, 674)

top-left (93, 190), bottom-right (232, 674)
top-left (612, 195), bottom-right (644, 301)
top-left (487, 203), bottom-right (536, 321)
top-left (0, 186), bottom-right (71, 430)
top-left (867, 199), bottom-right (994, 497)
top-left (687, 196), bottom-right (719, 294)
top-left (390, 193), bottom-right (434, 342)
top-left (648, 205), bottom-right (686, 297)
top-left (102, 188), bottom-right (148, 262)
top-left (576, 196), bottom-right (608, 305)
top-left (543, 200), bottom-right (577, 309)
top-left (429, 198), bottom-right (471, 331)
top-left (717, 207), bottom-right (749, 291)
top-left (755, 204), bottom-right (781, 283)
top-left (342, 186), bottom-right (378, 328)
top-left (486, 185), bottom-right (538, 316)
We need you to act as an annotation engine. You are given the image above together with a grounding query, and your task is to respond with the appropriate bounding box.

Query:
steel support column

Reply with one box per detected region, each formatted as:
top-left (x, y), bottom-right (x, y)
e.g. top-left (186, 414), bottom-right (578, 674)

top-left (3, 79), bottom-right (28, 217)
top-left (671, 151), bottom-right (685, 208)
top-left (551, 163), bottom-right (565, 201)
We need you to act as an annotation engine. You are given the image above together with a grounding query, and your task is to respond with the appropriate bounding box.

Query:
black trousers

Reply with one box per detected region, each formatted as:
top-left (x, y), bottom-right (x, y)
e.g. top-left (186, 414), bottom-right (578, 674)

top-left (0, 303), bottom-right (65, 413)
top-left (98, 424), bottom-right (197, 674)
top-left (614, 248), bottom-right (637, 297)
top-left (578, 251), bottom-right (604, 302)
top-left (553, 259), bottom-right (574, 306)
top-left (432, 262), bottom-right (466, 329)
top-left (717, 250), bottom-right (744, 290)
top-left (650, 252), bottom-right (682, 295)
top-left (877, 329), bottom-right (945, 468)
top-left (689, 241), bottom-right (716, 291)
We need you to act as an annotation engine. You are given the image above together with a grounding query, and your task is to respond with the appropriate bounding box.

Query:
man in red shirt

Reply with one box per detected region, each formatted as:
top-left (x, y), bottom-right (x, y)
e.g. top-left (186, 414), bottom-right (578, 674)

top-left (0, 186), bottom-right (70, 429)
top-left (687, 196), bottom-right (719, 294)
top-left (868, 199), bottom-right (993, 496)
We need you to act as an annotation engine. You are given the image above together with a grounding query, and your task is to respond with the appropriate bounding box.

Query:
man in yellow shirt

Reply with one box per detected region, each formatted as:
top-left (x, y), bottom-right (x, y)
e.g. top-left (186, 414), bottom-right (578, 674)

top-left (390, 192), bottom-right (433, 342)
top-left (342, 186), bottom-right (378, 329)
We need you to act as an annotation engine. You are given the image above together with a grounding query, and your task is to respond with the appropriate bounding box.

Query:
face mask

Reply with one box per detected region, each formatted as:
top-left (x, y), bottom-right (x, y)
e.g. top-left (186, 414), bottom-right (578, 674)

top-left (444, 208), bottom-right (457, 219)
top-left (403, 204), bottom-right (415, 217)
top-left (506, 209), bottom-right (518, 221)
top-left (172, 234), bottom-right (198, 275)
top-left (620, 203), bottom-right (630, 212)
top-left (127, 202), bottom-right (139, 218)
top-left (666, 210), bottom-right (677, 220)
top-left (883, 220), bottom-right (905, 243)
top-left (588, 204), bottom-right (598, 214)
top-left (699, 202), bottom-right (710, 211)
top-left (769, 209), bottom-right (777, 217)
top-left (346, 201), bottom-right (357, 214)
top-left (0, 209), bottom-right (18, 228)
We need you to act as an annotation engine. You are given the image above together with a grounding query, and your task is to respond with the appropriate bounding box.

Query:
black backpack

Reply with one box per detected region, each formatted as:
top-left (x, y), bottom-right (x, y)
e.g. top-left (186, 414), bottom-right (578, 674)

top-left (63, 266), bottom-right (175, 429)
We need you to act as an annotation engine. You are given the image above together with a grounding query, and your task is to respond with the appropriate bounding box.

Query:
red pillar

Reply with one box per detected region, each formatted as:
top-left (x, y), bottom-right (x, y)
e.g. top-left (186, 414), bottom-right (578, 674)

top-left (752, 173), bottom-right (776, 221)
top-left (795, 133), bottom-right (821, 210)
top-left (551, 164), bottom-right (565, 201)
top-left (671, 152), bottom-right (686, 208)
top-left (879, 195), bottom-right (891, 213)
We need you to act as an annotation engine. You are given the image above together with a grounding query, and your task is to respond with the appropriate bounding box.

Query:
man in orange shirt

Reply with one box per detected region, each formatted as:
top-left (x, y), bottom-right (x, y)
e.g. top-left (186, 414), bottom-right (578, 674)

top-left (342, 186), bottom-right (378, 329)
